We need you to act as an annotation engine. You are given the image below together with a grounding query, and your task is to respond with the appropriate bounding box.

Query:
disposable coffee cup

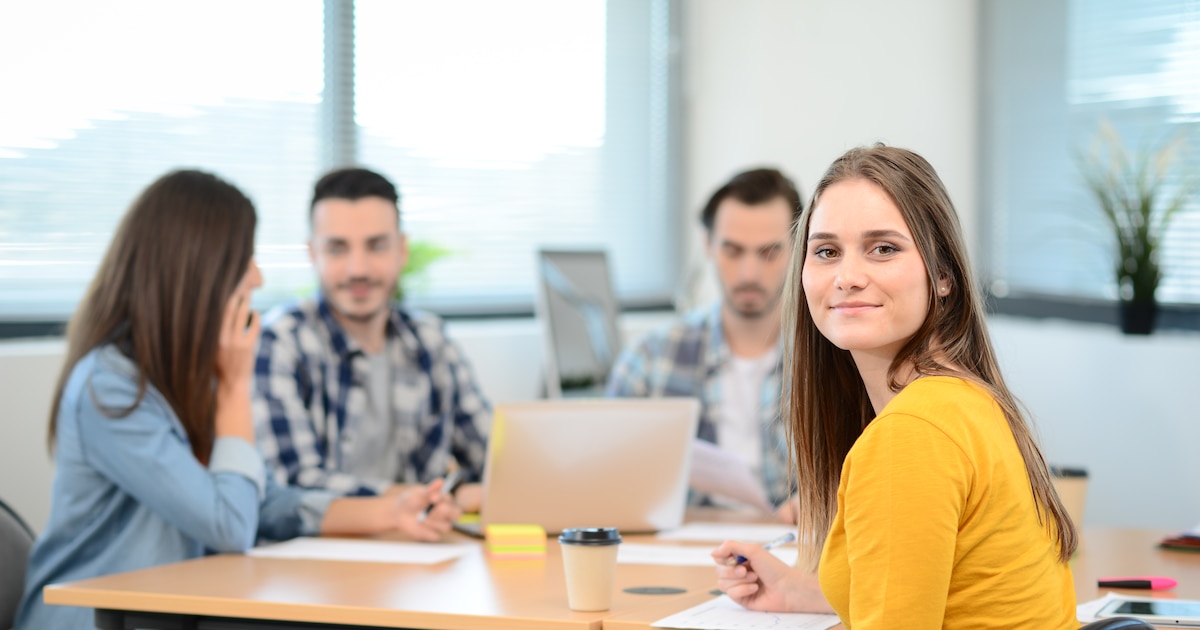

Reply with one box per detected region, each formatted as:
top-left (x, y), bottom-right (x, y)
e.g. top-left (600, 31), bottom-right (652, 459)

top-left (558, 527), bottom-right (622, 612)
top-left (1051, 466), bottom-right (1088, 528)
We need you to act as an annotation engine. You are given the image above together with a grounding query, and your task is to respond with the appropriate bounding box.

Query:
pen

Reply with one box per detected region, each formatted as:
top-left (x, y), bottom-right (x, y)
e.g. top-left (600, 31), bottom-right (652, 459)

top-left (1097, 576), bottom-right (1177, 590)
top-left (420, 468), bottom-right (462, 520)
top-left (725, 532), bottom-right (797, 566)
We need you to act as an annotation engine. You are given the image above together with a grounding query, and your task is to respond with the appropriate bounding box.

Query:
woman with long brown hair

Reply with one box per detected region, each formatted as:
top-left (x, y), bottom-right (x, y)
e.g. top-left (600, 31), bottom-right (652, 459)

top-left (713, 146), bottom-right (1077, 628)
top-left (16, 170), bottom-right (459, 630)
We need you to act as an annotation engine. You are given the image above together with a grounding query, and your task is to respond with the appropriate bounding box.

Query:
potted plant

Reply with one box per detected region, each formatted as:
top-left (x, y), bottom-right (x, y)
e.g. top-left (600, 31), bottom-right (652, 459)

top-left (395, 240), bottom-right (454, 302)
top-left (1077, 120), bottom-right (1196, 335)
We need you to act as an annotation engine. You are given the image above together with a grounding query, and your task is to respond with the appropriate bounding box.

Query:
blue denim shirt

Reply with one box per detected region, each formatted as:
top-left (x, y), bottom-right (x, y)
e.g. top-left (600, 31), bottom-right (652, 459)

top-left (15, 345), bottom-right (334, 630)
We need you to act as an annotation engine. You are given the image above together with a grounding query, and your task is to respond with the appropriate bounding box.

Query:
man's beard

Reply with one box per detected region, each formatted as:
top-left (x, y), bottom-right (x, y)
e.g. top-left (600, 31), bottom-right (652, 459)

top-left (725, 283), bottom-right (781, 319)
top-left (329, 277), bottom-right (391, 323)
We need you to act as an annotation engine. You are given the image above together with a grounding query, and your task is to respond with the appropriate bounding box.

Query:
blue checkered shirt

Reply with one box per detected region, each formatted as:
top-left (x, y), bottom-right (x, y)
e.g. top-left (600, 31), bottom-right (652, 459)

top-left (253, 297), bottom-right (490, 496)
top-left (604, 303), bottom-right (792, 506)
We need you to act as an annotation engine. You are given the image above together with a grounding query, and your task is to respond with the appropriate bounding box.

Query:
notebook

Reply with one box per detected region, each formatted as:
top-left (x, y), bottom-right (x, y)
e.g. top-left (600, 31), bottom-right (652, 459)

top-left (464, 397), bottom-right (699, 536)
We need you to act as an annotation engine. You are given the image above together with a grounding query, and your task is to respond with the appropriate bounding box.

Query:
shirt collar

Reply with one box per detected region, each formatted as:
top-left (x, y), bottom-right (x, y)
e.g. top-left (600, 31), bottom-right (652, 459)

top-left (315, 292), bottom-right (417, 361)
top-left (703, 301), bottom-right (729, 370)
top-left (703, 301), bottom-right (785, 371)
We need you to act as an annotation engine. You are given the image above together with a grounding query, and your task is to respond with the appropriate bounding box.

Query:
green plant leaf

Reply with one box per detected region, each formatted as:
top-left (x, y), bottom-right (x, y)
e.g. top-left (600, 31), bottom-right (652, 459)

top-left (1075, 118), bottom-right (1198, 303)
top-left (396, 240), bottom-right (455, 301)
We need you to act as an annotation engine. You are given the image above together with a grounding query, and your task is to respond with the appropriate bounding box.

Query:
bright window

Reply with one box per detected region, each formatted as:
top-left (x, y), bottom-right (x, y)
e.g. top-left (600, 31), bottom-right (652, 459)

top-left (0, 0), bottom-right (324, 318)
top-left (356, 0), bottom-right (676, 313)
top-left (0, 0), bottom-right (677, 321)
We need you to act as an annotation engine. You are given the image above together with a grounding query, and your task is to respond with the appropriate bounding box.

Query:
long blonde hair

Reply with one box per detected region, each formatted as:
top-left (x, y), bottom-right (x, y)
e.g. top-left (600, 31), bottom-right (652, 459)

top-left (782, 145), bottom-right (1077, 568)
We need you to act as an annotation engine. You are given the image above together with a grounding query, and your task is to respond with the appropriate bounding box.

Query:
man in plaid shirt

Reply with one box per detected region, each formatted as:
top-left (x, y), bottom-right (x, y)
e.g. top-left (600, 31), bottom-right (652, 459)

top-left (254, 168), bottom-right (490, 510)
top-left (606, 168), bottom-right (801, 521)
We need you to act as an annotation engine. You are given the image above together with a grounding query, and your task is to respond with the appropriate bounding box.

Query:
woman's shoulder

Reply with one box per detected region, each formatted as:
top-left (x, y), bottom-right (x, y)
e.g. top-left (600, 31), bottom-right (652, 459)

top-left (893, 375), bottom-right (994, 407)
top-left (61, 345), bottom-right (166, 418)
top-left (874, 375), bottom-right (1004, 438)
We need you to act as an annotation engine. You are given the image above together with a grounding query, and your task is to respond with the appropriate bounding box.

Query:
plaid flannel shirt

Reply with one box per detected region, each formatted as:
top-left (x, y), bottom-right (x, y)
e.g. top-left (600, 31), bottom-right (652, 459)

top-left (253, 297), bottom-right (490, 496)
top-left (604, 303), bottom-right (792, 506)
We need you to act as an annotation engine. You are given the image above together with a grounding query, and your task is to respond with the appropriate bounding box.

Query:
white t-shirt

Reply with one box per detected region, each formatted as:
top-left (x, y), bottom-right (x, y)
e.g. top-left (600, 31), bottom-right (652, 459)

top-left (716, 347), bottom-right (778, 471)
top-left (343, 350), bottom-right (398, 483)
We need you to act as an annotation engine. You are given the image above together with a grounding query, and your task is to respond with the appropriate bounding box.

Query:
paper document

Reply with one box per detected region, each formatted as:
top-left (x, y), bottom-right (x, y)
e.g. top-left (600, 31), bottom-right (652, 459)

top-left (248, 537), bottom-right (475, 565)
top-left (653, 594), bottom-right (840, 629)
top-left (657, 522), bottom-right (798, 543)
top-left (618, 543), bottom-right (797, 567)
top-left (689, 439), bottom-right (773, 512)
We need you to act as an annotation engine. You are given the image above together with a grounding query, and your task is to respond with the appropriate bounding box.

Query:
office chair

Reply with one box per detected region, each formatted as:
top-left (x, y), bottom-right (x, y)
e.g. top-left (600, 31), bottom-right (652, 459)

top-left (0, 497), bottom-right (34, 629)
top-left (1080, 617), bottom-right (1155, 629)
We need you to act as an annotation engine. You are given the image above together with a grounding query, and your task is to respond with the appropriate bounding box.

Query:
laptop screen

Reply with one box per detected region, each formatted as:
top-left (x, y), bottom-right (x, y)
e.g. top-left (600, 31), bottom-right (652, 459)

top-left (535, 249), bottom-right (622, 398)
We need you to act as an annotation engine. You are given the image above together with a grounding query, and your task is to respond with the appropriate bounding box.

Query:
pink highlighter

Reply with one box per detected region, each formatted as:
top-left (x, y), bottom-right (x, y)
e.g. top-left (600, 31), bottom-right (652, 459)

top-left (1097, 576), bottom-right (1178, 590)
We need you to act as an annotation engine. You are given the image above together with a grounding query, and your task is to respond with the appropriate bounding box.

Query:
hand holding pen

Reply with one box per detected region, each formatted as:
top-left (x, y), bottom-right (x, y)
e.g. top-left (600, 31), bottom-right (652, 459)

top-left (420, 467), bottom-right (462, 522)
top-left (711, 532), bottom-right (830, 613)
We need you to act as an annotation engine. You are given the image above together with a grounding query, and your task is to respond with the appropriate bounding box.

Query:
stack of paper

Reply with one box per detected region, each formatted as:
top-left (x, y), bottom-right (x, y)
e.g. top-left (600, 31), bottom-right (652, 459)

top-left (485, 523), bottom-right (547, 559)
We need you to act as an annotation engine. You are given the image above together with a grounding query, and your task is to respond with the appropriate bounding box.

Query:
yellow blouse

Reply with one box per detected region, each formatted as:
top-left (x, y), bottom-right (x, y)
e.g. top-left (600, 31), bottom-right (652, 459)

top-left (817, 376), bottom-right (1076, 629)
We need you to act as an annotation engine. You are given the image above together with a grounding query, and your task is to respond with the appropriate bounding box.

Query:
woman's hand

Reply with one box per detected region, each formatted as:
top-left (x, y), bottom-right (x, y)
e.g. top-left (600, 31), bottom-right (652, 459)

top-left (216, 291), bottom-right (260, 396)
top-left (214, 290), bottom-right (260, 443)
top-left (711, 540), bottom-right (833, 614)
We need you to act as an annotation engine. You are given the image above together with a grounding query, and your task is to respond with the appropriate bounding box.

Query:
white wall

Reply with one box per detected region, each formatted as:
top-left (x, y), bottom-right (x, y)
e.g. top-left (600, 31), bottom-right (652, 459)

top-left (0, 341), bottom-right (61, 535)
top-left (989, 316), bottom-right (1200, 531)
top-left (678, 0), bottom-right (980, 303)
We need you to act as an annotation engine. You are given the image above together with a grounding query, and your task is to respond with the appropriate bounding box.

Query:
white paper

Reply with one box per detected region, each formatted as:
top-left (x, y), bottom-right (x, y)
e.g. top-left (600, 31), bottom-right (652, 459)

top-left (657, 522), bottom-right (798, 543)
top-left (689, 439), bottom-right (773, 512)
top-left (653, 594), bottom-right (840, 630)
top-left (248, 537), bottom-right (475, 565)
top-left (1077, 592), bottom-right (1122, 623)
top-left (618, 542), bottom-right (797, 567)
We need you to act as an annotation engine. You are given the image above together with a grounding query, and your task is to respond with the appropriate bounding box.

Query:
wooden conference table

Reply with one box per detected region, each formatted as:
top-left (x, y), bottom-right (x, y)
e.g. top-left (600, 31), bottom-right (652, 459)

top-left (604, 528), bottom-right (1200, 630)
top-left (44, 520), bottom-right (1200, 630)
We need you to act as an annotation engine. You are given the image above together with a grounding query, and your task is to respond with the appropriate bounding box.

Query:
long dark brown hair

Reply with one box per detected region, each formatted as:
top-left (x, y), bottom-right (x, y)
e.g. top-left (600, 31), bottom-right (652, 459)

top-left (48, 169), bottom-right (257, 464)
top-left (782, 145), bottom-right (1077, 568)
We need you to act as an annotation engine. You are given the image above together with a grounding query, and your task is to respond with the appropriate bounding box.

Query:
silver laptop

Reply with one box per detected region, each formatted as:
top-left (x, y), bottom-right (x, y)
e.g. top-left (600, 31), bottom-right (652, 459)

top-left (473, 397), bottom-right (699, 535)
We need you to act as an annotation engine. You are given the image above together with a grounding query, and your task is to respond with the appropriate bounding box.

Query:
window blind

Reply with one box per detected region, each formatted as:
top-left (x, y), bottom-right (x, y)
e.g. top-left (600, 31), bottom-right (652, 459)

top-left (0, 0), bottom-right (679, 321)
top-left (982, 0), bottom-right (1200, 304)
top-left (0, 0), bottom-right (325, 318)
top-left (355, 0), bottom-right (678, 314)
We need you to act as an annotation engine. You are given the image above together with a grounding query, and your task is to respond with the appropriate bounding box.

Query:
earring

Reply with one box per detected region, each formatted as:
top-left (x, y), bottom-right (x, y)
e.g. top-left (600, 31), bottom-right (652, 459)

top-left (938, 285), bottom-right (949, 295)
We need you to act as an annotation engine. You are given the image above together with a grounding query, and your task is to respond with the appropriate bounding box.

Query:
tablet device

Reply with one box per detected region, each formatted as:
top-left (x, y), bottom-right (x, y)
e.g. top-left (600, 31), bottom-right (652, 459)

top-left (1097, 597), bottom-right (1200, 626)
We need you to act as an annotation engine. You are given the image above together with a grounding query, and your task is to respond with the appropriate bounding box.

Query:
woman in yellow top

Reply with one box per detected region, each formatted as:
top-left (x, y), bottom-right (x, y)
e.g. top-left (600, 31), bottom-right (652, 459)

top-left (713, 145), bottom-right (1078, 628)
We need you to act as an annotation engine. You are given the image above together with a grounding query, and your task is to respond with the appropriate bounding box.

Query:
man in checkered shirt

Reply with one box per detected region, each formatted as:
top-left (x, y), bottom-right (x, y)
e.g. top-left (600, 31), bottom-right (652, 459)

top-left (606, 168), bottom-right (801, 521)
top-left (253, 167), bottom-right (489, 510)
